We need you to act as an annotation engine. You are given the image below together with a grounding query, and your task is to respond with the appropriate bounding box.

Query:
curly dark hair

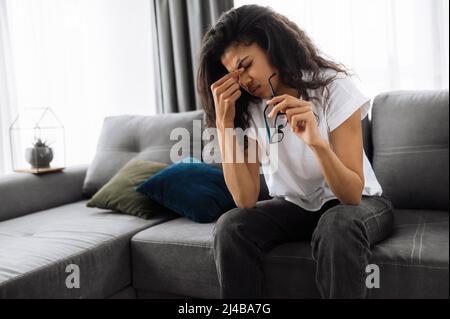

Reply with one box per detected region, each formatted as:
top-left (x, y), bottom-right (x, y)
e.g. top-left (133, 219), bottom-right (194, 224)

top-left (197, 4), bottom-right (351, 133)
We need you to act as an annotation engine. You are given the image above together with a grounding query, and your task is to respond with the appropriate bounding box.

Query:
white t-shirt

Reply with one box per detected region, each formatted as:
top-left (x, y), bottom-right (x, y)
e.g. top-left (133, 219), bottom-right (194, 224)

top-left (246, 69), bottom-right (383, 211)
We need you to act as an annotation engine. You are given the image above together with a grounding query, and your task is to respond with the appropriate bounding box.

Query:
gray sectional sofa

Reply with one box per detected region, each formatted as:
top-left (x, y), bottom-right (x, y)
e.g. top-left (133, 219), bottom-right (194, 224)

top-left (0, 90), bottom-right (448, 299)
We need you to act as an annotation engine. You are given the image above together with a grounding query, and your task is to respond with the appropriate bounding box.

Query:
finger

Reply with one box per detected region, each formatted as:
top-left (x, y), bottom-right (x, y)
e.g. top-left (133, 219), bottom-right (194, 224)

top-left (268, 96), bottom-right (310, 107)
top-left (211, 68), bottom-right (245, 89)
top-left (223, 88), bottom-right (242, 106)
top-left (291, 113), bottom-right (310, 132)
top-left (291, 114), bottom-right (304, 132)
top-left (220, 82), bottom-right (240, 101)
top-left (216, 68), bottom-right (243, 87)
top-left (216, 78), bottom-right (239, 98)
top-left (268, 100), bottom-right (294, 118)
top-left (267, 97), bottom-right (310, 117)
top-left (285, 105), bottom-right (312, 123)
top-left (214, 82), bottom-right (239, 112)
top-left (266, 94), bottom-right (288, 106)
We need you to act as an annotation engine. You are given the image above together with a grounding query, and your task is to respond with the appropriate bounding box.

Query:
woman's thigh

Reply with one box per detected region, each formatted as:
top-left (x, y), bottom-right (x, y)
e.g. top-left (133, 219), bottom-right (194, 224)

top-left (357, 194), bottom-right (394, 245)
top-left (315, 194), bottom-right (394, 246)
top-left (214, 197), bottom-right (340, 252)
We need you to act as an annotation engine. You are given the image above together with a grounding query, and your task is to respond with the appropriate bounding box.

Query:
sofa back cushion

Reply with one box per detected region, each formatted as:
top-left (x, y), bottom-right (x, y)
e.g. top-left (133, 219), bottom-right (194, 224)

top-left (371, 90), bottom-right (449, 210)
top-left (83, 110), bottom-right (204, 197)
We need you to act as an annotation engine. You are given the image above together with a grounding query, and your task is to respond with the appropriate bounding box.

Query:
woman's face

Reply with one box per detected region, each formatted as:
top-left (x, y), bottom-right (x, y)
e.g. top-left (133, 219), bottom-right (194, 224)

top-left (221, 43), bottom-right (279, 100)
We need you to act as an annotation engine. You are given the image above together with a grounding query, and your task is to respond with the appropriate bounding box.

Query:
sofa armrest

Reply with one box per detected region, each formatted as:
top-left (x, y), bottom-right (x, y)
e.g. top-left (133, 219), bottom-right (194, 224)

top-left (0, 165), bottom-right (88, 222)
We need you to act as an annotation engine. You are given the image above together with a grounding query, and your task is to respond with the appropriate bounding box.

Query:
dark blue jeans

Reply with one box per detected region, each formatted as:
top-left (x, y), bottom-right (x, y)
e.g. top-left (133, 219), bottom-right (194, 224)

top-left (213, 195), bottom-right (394, 299)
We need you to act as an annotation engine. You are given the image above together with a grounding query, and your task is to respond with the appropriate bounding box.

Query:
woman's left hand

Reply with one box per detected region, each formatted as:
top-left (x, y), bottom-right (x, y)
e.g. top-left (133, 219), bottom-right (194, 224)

top-left (267, 94), bottom-right (324, 147)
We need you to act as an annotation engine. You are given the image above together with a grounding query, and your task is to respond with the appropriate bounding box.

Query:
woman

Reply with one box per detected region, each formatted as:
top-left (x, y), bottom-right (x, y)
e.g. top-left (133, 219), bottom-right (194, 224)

top-left (197, 4), bottom-right (393, 299)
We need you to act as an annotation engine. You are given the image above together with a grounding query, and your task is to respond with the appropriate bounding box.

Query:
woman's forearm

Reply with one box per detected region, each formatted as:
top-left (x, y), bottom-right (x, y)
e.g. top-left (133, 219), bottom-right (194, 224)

top-left (217, 123), bottom-right (259, 208)
top-left (310, 139), bottom-right (364, 205)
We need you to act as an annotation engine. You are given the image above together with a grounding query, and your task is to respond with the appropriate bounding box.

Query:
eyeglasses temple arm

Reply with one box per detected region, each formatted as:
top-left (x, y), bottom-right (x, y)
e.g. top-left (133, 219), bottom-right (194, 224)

top-left (263, 104), bottom-right (271, 142)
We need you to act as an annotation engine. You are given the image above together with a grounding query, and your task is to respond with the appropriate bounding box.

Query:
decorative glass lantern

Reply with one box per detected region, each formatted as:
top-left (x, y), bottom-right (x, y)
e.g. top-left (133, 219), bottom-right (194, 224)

top-left (9, 107), bottom-right (65, 174)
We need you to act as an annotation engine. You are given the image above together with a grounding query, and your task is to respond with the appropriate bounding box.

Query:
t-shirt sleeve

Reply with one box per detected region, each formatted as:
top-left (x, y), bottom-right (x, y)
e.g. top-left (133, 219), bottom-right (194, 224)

top-left (325, 74), bottom-right (371, 132)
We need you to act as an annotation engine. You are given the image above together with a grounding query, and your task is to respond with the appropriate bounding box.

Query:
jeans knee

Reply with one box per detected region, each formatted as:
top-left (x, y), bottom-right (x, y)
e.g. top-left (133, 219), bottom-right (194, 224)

top-left (213, 207), bottom-right (251, 245)
top-left (312, 205), bottom-right (365, 248)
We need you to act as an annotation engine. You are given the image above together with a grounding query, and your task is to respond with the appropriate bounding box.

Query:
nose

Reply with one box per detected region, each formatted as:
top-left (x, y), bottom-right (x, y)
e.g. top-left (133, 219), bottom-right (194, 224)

top-left (238, 72), bottom-right (252, 91)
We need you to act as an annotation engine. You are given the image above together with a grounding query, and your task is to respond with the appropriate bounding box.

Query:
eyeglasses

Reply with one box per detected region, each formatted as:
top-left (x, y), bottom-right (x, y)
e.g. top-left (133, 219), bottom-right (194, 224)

top-left (262, 74), bottom-right (321, 144)
top-left (263, 73), bottom-right (288, 144)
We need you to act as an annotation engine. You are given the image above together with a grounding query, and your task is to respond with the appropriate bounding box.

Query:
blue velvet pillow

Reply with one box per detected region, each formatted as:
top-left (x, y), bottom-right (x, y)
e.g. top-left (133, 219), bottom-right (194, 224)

top-left (136, 158), bottom-right (235, 223)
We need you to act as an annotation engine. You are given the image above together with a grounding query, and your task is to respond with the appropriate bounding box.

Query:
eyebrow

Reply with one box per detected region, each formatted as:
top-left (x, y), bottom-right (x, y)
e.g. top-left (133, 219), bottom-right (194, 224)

top-left (235, 56), bottom-right (249, 70)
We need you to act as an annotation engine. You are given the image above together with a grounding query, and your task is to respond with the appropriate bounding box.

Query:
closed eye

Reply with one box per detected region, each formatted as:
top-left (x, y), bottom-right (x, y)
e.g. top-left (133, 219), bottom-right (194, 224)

top-left (242, 61), bottom-right (251, 69)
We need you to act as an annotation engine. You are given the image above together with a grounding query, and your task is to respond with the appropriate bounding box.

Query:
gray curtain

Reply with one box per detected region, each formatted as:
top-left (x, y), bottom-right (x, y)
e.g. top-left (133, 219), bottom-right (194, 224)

top-left (150, 0), bottom-right (234, 113)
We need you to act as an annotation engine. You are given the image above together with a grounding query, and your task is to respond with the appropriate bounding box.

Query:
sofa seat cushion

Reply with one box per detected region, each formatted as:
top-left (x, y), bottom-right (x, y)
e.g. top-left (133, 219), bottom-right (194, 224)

top-left (131, 217), bottom-right (219, 298)
top-left (131, 209), bottom-right (449, 299)
top-left (369, 209), bottom-right (449, 298)
top-left (130, 217), bottom-right (327, 299)
top-left (266, 209), bottom-right (449, 299)
top-left (267, 209), bottom-right (449, 299)
top-left (0, 200), bottom-right (177, 298)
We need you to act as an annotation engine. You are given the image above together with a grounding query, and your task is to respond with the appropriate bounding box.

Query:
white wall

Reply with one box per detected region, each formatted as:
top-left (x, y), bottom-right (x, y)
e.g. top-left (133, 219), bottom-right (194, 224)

top-left (6, 0), bottom-right (156, 166)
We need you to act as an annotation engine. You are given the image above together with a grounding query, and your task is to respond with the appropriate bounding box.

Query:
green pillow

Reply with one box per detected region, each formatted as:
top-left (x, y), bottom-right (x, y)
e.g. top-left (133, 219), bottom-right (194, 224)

top-left (87, 159), bottom-right (173, 218)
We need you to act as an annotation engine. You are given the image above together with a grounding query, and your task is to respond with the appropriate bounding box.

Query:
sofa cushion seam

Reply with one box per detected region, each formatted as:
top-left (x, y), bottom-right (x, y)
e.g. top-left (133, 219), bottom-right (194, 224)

top-left (132, 239), bottom-right (212, 248)
top-left (0, 221), bottom-right (167, 288)
top-left (376, 262), bottom-right (448, 270)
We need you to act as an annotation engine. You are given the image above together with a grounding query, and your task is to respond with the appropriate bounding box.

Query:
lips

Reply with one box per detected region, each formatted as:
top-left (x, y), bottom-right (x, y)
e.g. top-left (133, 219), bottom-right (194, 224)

top-left (249, 86), bottom-right (260, 95)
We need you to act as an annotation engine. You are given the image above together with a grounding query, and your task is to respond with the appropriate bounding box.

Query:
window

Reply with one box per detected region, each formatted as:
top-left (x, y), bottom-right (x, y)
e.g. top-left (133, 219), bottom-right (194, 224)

top-left (234, 0), bottom-right (449, 97)
top-left (5, 0), bottom-right (156, 167)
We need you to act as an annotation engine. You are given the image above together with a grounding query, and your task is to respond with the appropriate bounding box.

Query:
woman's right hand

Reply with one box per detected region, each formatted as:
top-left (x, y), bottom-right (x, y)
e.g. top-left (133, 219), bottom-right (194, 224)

top-left (210, 68), bottom-right (244, 128)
